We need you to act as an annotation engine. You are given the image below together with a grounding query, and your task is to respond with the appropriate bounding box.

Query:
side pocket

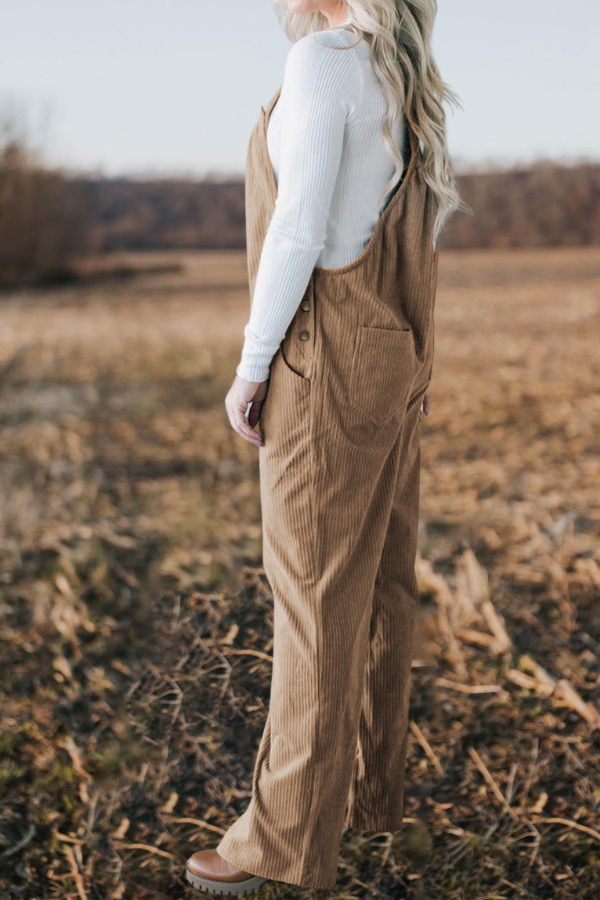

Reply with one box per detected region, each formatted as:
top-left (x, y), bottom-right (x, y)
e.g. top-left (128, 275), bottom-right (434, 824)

top-left (348, 325), bottom-right (417, 426)
top-left (280, 343), bottom-right (311, 383)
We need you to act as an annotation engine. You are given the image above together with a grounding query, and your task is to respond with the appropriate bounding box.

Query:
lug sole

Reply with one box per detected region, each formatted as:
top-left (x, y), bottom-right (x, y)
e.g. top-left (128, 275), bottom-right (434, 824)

top-left (185, 864), bottom-right (267, 896)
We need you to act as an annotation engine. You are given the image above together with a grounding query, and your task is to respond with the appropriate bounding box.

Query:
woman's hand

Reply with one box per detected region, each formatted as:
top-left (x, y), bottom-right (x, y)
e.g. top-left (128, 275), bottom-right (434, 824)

top-left (418, 389), bottom-right (431, 422)
top-left (225, 374), bottom-right (269, 447)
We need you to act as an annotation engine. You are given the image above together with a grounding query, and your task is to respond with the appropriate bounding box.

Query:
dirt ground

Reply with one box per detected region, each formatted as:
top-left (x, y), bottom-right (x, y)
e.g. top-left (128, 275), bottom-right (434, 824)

top-left (0, 246), bottom-right (599, 898)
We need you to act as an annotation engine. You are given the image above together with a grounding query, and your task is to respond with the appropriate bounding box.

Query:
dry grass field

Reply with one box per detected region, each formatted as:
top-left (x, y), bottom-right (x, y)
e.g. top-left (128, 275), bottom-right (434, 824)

top-left (0, 246), bottom-right (599, 899)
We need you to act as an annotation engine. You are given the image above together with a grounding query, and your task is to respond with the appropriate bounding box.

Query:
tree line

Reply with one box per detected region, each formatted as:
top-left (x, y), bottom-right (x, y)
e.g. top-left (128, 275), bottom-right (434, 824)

top-left (1, 127), bottom-right (599, 286)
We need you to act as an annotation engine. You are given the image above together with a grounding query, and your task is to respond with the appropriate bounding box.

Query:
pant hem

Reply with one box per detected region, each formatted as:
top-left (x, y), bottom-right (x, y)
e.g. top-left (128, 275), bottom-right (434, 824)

top-left (216, 835), bottom-right (337, 891)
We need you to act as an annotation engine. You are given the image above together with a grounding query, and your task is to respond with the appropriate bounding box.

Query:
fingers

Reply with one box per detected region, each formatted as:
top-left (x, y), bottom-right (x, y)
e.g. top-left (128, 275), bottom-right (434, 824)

top-left (247, 398), bottom-right (264, 429)
top-left (423, 389), bottom-right (431, 416)
top-left (418, 389), bottom-right (431, 423)
top-left (229, 399), bottom-right (263, 447)
top-left (225, 376), bottom-right (267, 447)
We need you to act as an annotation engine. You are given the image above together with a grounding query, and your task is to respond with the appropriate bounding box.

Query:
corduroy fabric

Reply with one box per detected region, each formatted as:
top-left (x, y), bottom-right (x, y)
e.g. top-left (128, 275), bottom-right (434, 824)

top-left (217, 84), bottom-right (439, 891)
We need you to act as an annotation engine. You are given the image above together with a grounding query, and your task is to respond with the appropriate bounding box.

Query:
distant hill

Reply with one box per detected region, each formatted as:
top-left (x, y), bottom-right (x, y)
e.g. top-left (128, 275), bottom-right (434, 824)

top-left (444, 161), bottom-right (600, 250)
top-left (78, 160), bottom-right (600, 254)
top-left (78, 177), bottom-right (247, 254)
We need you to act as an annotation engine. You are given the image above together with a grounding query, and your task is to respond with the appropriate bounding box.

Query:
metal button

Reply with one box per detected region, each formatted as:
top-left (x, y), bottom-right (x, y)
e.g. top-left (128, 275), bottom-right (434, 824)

top-left (301, 299), bottom-right (311, 311)
top-left (299, 330), bottom-right (310, 341)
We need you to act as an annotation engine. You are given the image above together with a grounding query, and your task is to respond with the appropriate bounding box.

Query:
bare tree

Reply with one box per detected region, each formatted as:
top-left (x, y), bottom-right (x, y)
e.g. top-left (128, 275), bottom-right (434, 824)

top-left (0, 106), bottom-right (90, 286)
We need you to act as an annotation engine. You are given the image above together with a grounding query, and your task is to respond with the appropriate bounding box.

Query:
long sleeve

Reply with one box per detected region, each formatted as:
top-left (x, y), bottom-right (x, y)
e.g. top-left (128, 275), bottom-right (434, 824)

top-left (236, 33), bottom-right (361, 382)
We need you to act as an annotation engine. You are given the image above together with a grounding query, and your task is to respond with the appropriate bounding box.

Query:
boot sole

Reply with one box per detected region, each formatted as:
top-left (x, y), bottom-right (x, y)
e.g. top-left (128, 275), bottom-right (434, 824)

top-left (185, 864), bottom-right (267, 896)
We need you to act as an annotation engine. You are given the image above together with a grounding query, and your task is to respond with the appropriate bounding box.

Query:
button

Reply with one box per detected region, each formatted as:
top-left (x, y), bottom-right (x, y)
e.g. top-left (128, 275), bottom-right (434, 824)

top-left (299, 330), bottom-right (310, 341)
top-left (301, 299), bottom-right (311, 311)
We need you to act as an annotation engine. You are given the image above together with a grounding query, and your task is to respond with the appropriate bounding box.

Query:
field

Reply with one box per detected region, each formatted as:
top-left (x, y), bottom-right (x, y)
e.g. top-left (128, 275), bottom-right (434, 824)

top-left (0, 246), bottom-right (599, 899)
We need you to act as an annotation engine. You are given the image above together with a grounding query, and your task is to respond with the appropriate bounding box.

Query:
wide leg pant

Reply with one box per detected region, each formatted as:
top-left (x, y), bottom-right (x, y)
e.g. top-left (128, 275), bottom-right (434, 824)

top-left (216, 326), bottom-right (425, 890)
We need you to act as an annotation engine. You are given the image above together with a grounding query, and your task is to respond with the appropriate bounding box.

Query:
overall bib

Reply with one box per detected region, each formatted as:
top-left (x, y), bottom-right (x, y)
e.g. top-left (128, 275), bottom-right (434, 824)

top-left (217, 84), bottom-right (439, 891)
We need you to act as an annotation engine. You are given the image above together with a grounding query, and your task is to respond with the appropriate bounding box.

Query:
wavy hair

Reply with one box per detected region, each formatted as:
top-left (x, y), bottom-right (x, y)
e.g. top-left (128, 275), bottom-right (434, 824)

top-left (273, 0), bottom-right (472, 250)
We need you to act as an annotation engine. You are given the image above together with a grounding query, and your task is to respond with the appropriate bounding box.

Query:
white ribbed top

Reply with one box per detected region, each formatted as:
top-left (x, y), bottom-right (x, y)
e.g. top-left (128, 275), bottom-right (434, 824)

top-left (237, 20), bottom-right (406, 382)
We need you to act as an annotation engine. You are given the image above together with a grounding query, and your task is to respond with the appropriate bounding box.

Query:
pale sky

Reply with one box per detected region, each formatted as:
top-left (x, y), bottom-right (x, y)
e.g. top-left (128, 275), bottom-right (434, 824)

top-left (1, 0), bottom-right (599, 178)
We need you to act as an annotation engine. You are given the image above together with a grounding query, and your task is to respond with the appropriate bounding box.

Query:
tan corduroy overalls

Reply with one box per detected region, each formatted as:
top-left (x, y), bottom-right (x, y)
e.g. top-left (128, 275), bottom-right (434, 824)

top-left (216, 83), bottom-right (439, 891)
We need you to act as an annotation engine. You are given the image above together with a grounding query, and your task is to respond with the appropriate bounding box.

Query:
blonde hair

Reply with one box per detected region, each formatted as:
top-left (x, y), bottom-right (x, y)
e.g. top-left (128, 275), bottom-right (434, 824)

top-left (273, 0), bottom-right (472, 251)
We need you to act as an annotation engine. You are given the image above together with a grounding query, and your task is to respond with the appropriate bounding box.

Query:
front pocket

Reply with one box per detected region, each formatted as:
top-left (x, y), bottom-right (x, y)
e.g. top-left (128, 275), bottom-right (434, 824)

top-left (348, 325), bottom-right (417, 426)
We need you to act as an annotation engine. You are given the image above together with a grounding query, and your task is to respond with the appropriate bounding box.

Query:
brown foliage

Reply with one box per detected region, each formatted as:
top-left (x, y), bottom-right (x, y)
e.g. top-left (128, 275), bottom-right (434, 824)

top-left (76, 160), bottom-right (600, 256)
top-left (445, 161), bottom-right (600, 250)
top-left (0, 132), bottom-right (90, 286)
top-left (79, 176), bottom-right (247, 254)
top-left (2, 111), bottom-right (599, 287)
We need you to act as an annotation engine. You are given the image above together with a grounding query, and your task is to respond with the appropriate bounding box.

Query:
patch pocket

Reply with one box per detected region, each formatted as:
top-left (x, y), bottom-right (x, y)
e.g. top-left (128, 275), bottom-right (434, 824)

top-left (348, 325), bottom-right (417, 426)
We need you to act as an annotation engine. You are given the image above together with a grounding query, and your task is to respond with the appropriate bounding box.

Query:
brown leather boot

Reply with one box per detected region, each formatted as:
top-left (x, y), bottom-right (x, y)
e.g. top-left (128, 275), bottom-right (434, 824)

top-left (185, 849), bottom-right (268, 896)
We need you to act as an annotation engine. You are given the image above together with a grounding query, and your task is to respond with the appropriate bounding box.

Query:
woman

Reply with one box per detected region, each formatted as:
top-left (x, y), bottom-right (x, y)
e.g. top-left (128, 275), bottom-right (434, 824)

top-left (187, 0), bottom-right (466, 893)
